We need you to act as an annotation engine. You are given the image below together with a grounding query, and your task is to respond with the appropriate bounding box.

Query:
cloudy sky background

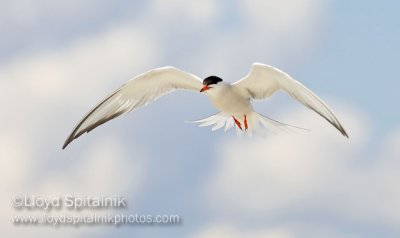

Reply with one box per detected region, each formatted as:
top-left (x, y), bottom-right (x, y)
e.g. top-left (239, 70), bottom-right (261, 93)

top-left (1, 0), bottom-right (399, 237)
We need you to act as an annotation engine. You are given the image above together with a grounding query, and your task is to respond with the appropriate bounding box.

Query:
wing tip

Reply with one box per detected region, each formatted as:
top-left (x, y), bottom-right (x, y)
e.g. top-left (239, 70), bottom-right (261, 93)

top-left (62, 135), bottom-right (75, 150)
top-left (335, 123), bottom-right (349, 139)
top-left (341, 128), bottom-right (349, 139)
top-left (62, 142), bottom-right (68, 150)
top-left (62, 141), bottom-right (70, 150)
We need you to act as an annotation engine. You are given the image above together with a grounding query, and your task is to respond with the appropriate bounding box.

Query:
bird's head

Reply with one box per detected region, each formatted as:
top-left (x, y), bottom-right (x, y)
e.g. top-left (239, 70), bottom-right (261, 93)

top-left (200, 76), bottom-right (223, 92)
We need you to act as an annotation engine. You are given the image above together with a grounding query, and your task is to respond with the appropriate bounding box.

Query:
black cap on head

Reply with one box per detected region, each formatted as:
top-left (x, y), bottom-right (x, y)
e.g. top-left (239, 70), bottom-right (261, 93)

top-left (203, 76), bottom-right (223, 85)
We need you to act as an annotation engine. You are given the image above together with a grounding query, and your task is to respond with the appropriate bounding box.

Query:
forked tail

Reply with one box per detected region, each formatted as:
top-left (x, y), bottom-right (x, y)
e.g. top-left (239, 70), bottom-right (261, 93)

top-left (189, 111), bottom-right (308, 136)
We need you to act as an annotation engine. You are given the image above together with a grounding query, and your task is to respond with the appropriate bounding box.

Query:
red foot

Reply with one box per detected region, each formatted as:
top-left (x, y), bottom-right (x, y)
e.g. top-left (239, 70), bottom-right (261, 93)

top-left (244, 115), bottom-right (248, 131)
top-left (232, 116), bottom-right (242, 130)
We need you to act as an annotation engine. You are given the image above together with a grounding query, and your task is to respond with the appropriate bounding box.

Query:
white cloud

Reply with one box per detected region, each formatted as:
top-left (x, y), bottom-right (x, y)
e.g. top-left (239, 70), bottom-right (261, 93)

top-left (187, 0), bottom-right (329, 80)
top-left (152, 0), bottom-right (219, 24)
top-left (0, 0), bottom-right (118, 28)
top-left (0, 133), bottom-right (36, 187)
top-left (239, 0), bottom-right (325, 34)
top-left (191, 225), bottom-right (295, 238)
top-left (1, 137), bottom-right (145, 238)
top-left (0, 22), bottom-right (152, 238)
top-left (38, 137), bottom-right (143, 196)
top-left (191, 223), bottom-right (361, 238)
top-left (203, 104), bottom-right (400, 232)
top-left (0, 23), bottom-right (155, 104)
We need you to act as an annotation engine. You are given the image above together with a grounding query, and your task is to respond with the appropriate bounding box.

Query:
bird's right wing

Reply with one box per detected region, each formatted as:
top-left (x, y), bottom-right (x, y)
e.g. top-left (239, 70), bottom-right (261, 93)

top-left (63, 66), bottom-right (203, 149)
top-left (233, 63), bottom-right (348, 137)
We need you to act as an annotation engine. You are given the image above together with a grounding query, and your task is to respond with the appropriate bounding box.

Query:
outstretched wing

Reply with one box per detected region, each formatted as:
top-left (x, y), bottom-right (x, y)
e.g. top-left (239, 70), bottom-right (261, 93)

top-left (233, 63), bottom-right (348, 138)
top-left (63, 66), bottom-right (203, 149)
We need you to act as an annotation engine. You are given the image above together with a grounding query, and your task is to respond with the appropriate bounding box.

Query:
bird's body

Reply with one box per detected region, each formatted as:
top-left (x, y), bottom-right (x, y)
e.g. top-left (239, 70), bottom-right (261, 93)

top-left (63, 63), bottom-right (348, 149)
top-left (206, 83), bottom-right (252, 116)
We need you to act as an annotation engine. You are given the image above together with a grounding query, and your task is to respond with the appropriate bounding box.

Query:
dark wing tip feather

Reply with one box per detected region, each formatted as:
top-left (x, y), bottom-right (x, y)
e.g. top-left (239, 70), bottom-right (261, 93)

top-left (294, 87), bottom-right (349, 139)
top-left (339, 125), bottom-right (349, 138)
top-left (62, 135), bottom-right (74, 150)
top-left (306, 105), bottom-right (349, 139)
top-left (331, 121), bottom-right (348, 138)
top-left (62, 89), bottom-right (121, 150)
top-left (62, 110), bottom-right (126, 149)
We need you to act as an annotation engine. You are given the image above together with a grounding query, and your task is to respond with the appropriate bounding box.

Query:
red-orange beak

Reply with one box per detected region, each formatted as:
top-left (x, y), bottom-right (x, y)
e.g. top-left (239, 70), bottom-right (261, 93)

top-left (200, 85), bottom-right (210, 92)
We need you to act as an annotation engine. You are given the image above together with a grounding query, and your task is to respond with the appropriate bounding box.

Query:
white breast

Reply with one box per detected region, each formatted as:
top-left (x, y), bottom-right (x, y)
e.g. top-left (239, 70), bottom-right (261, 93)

top-left (205, 83), bottom-right (252, 115)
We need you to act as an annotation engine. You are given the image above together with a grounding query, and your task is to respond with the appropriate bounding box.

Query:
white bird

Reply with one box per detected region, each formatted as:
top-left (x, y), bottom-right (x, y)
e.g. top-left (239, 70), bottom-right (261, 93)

top-left (62, 63), bottom-right (348, 149)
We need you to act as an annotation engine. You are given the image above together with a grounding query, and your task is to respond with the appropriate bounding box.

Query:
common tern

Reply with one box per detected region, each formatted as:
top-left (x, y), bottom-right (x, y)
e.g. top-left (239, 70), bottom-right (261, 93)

top-left (63, 63), bottom-right (348, 149)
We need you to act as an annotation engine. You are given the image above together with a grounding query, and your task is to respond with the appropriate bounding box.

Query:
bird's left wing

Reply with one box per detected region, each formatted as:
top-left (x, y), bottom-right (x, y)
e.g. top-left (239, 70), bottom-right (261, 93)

top-left (63, 66), bottom-right (202, 149)
top-left (233, 63), bottom-right (348, 137)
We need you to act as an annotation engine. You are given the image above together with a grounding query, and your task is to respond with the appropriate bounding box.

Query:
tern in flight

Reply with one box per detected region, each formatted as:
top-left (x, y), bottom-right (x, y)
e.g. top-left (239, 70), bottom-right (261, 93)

top-left (62, 63), bottom-right (348, 149)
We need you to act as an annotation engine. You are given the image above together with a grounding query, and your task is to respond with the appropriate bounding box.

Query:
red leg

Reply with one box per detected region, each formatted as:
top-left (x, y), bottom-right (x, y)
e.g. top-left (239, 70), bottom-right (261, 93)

top-left (232, 116), bottom-right (242, 130)
top-left (244, 115), bottom-right (248, 131)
